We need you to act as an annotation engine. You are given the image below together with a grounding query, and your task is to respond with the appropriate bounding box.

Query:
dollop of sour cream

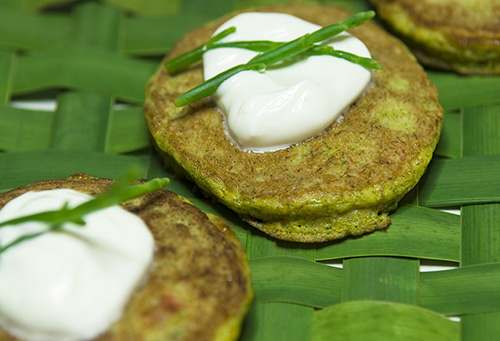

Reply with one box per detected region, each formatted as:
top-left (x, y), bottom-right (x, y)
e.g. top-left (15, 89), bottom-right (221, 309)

top-left (0, 189), bottom-right (154, 341)
top-left (203, 12), bottom-right (372, 152)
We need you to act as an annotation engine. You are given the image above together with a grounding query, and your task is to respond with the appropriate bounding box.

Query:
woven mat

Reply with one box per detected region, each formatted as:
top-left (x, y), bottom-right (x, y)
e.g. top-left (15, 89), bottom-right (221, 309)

top-left (1, 0), bottom-right (500, 340)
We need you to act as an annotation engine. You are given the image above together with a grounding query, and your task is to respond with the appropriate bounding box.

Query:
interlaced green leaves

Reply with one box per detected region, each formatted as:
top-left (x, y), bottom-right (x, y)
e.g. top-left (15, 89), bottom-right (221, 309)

top-left (251, 256), bottom-right (342, 307)
top-left (420, 262), bottom-right (500, 316)
top-left (1, 0), bottom-right (500, 340)
top-left (419, 155), bottom-right (500, 207)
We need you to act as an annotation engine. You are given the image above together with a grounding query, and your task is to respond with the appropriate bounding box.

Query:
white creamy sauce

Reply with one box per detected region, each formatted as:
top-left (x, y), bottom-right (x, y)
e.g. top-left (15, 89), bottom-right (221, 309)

top-left (0, 189), bottom-right (154, 341)
top-left (203, 12), bottom-right (372, 152)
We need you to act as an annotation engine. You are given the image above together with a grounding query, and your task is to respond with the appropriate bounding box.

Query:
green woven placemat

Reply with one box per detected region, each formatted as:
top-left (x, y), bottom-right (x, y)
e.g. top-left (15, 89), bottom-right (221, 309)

top-left (1, 1), bottom-right (500, 340)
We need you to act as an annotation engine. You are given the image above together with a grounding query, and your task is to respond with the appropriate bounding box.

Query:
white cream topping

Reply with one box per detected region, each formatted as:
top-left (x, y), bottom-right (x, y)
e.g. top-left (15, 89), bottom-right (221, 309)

top-left (203, 12), bottom-right (372, 152)
top-left (0, 189), bottom-right (154, 341)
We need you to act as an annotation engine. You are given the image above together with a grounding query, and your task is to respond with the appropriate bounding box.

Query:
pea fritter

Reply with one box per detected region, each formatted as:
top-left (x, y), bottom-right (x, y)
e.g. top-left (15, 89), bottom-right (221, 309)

top-left (0, 175), bottom-right (252, 341)
top-left (145, 4), bottom-right (442, 242)
top-left (371, 0), bottom-right (500, 74)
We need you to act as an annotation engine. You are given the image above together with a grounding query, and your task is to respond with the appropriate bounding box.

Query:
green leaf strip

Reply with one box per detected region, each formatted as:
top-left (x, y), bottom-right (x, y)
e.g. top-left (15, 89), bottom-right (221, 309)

top-left (419, 155), bottom-right (500, 207)
top-left (250, 256), bottom-right (342, 308)
top-left (312, 300), bottom-right (459, 341)
top-left (420, 262), bottom-right (500, 316)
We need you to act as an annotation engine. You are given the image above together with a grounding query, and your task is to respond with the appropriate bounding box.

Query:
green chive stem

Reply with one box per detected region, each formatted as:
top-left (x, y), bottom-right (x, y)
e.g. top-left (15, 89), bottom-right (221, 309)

top-left (174, 11), bottom-right (376, 107)
top-left (174, 62), bottom-right (265, 107)
top-left (309, 45), bottom-right (381, 70)
top-left (165, 26), bottom-right (236, 74)
top-left (249, 11), bottom-right (374, 65)
top-left (0, 177), bottom-right (169, 230)
top-left (0, 176), bottom-right (170, 255)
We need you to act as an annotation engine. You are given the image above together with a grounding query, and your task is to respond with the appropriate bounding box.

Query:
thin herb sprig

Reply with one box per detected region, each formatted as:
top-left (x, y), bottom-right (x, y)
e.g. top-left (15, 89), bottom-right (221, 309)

top-left (249, 11), bottom-right (374, 65)
top-left (166, 40), bottom-right (379, 75)
top-left (307, 45), bottom-right (380, 70)
top-left (0, 175), bottom-right (169, 255)
top-left (166, 40), bottom-right (280, 74)
top-left (165, 26), bottom-right (236, 74)
top-left (170, 11), bottom-right (376, 107)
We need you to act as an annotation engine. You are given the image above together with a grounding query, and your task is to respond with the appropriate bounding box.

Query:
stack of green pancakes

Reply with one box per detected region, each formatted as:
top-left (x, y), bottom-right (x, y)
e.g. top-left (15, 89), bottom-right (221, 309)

top-left (145, 4), bottom-right (443, 243)
top-left (371, 0), bottom-right (500, 74)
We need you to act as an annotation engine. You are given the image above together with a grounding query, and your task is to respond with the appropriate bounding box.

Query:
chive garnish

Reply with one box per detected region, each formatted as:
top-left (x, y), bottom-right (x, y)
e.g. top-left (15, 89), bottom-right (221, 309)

top-left (165, 26), bottom-right (237, 74)
top-left (167, 40), bottom-right (379, 75)
top-left (0, 174), bottom-right (169, 255)
top-left (166, 11), bottom-right (378, 108)
top-left (249, 11), bottom-right (375, 66)
top-left (307, 45), bottom-right (380, 70)
top-left (167, 40), bottom-right (281, 74)
top-left (175, 62), bottom-right (266, 107)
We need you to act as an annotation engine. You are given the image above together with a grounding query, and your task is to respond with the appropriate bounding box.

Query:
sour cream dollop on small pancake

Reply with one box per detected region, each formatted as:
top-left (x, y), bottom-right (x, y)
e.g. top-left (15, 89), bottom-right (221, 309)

top-left (0, 189), bottom-right (154, 341)
top-left (203, 12), bottom-right (372, 152)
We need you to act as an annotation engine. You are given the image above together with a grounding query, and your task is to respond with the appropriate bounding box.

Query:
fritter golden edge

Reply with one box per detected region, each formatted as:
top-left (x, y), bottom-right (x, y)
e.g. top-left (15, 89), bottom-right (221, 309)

top-left (145, 4), bottom-right (442, 242)
top-left (0, 174), bottom-right (252, 341)
top-left (245, 207), bottom-right (392, 243)
top-left (371, 0), bottom-right (500, 74)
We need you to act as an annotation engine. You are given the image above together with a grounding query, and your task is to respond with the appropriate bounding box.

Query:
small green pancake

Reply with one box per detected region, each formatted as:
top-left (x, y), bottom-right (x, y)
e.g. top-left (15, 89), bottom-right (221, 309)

top-left (0, 175), bottom-right (252, 341)
top-left (145, 4), bottom-right (442, 243)
top-left (371, 0), bottom-right (500, 74)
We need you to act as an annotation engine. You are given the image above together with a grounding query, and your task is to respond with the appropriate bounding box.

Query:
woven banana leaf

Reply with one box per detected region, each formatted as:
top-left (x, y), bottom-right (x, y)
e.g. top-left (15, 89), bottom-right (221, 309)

top-left (1, 0), bottom-right (500, 340)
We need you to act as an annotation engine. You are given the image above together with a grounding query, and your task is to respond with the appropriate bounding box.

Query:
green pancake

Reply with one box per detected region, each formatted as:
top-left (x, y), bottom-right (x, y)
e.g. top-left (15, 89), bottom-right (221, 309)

top-left (0, 175), bottom-right (252, 341)
top-left (371, 0), bottom-right (500, 74)
top-left (145, 4), bottom-right (442, 243)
